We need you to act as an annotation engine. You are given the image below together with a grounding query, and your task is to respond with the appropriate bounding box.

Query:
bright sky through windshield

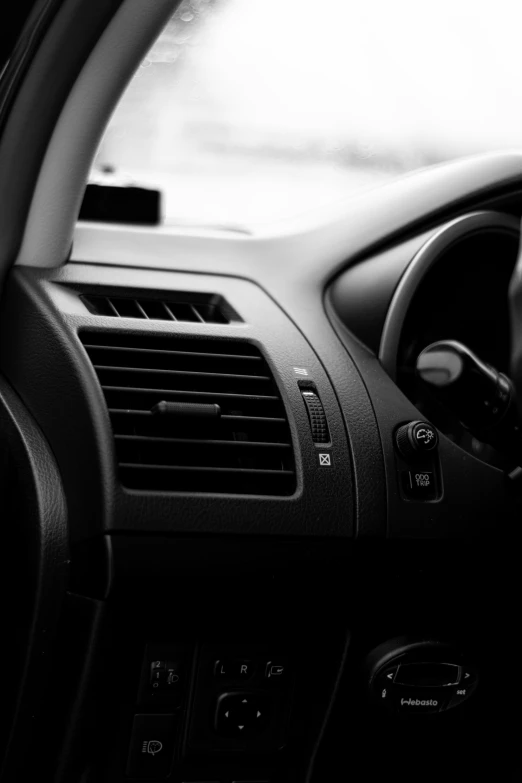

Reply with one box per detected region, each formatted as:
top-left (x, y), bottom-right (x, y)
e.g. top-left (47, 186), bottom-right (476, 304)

top-left (94, 0), bottom-right (522, 228)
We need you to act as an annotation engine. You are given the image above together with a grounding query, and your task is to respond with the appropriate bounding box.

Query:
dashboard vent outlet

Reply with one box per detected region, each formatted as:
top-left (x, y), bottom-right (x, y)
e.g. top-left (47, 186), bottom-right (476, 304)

top-left (80, 292), bottom-right (240, 324)
top-left (80, 332), bottom-right (296, 495)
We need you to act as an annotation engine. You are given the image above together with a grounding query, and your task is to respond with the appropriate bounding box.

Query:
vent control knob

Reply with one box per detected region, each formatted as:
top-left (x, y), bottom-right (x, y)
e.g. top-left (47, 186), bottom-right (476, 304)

top-left (396, 420), bottom-right (438, 460)
top-left (301, 391), bottom-right (330, 444)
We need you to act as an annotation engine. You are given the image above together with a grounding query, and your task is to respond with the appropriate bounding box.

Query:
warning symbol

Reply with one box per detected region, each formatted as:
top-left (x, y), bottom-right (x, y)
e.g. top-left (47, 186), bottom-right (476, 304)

top-left (319, 453), bottom-right (331, 467)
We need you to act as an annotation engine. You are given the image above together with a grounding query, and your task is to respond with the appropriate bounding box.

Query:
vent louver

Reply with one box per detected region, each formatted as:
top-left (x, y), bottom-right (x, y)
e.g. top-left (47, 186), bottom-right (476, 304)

top-left (80, 332), bottom-right (296, 495)
top-left (80, 292), bottom-right (240, 324)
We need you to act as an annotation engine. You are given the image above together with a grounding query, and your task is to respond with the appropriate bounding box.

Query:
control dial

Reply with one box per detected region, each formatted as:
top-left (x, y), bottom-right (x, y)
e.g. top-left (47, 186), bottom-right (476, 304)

top-left (366, 638), bottom-right (478, 716)
top-left (395, 420), bottom-right (439, 460)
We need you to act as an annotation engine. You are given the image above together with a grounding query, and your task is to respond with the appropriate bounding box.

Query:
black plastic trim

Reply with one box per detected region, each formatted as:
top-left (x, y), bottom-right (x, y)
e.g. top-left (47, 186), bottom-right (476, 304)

top-left (0, 375), bottom-right (68, 779)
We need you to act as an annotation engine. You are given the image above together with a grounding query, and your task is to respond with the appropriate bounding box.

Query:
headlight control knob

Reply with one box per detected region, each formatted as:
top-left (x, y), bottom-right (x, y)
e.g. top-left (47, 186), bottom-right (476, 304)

top-left (395, 420), bottom-right (439, 460)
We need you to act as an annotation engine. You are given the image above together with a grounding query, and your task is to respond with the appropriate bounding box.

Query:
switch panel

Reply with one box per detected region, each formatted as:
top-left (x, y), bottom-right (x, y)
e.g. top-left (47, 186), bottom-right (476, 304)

top-left (138, 644), bottom-right (194, 708)
top-left (188, 644), bottom-right (295, 753)
top-left (394, 421), bottom-right (442, 502)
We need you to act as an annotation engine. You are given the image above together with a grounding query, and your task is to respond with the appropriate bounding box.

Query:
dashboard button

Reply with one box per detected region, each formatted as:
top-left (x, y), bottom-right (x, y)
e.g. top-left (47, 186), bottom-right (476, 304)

top-left (381, 665), bottom-right (398, 682)
top-left (214, 659), bottom-right (255, 680)
top-left (375, 676), bottom-right (394, 705)
top-left (373, 666), bottom-right (399, 701)
top-left (447, 686), bottom-right (472, 708)
top-left (139, 646), bottom-right (195, 709)
top-left (165, 661), bottom-right (182, 687)
top-left (460, 667), bottom-right (478, 685)
top-left (215, 692), bottom-right (271, 737)
top-left (149, 660), bottom-right (184, 702)
top-left (264, 661), bottom-right (288, 681)
top-left (126, 713), bottom-right (176, 779)
top-left (402, 470), bottom-right (436, 500)
top-left (447, 680), bottom-right (478, 710)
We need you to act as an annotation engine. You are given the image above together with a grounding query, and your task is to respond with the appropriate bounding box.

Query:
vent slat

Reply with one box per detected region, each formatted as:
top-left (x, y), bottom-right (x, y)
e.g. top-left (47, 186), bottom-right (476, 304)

top-left (111, 298), bottom-right (144, 318)
top-left (114, 435), bottom-right (291, 449)
top-left (134, 300), bottom-right (149, 319)
top-left (190, 305), bottom-right (205, 323)
top-left (80, 291), bottom-right (240, 324)
top-left (101, 385), bottom-right (280, 402)
top-left (106, 298), bottom-right (120, 317)
top-left (84, 344), bottom-right (263, 362)
top-left (107, 409), bottom-right (288, 425)
top-left (120, 464), bottom-right (294, 475)
top-left (97, 367), bottom-right (273, 397)
top-left (162, 303), bottom-right (177, 321)
top-left (93, 365), bottom-right (271, 382)
top-left (223, 415), bottom-right (287, 424)
top-left (81, 333), bottom-right (295, 495)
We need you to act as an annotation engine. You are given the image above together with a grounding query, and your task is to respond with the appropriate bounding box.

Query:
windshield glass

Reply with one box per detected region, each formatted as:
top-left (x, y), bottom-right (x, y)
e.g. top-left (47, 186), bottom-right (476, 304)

top-left (92, 0), bottom-right (522, 229)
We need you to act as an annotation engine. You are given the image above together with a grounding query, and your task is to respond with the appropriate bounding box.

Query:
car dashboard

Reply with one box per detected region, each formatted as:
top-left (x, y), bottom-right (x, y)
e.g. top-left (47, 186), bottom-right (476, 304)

top-left (1, 153), bottom-right (522, 783)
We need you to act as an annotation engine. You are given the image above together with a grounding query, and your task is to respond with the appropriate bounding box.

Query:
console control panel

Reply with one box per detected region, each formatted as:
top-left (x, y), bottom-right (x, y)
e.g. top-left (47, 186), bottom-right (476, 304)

top-left (374, 661), bottom-right (478, 714)
top-left (188, 645), bottom-right (295, 754)
top-left (126, 643), bottom-right (298, 780)
top-left (367, 638), bottom-right (478, 715)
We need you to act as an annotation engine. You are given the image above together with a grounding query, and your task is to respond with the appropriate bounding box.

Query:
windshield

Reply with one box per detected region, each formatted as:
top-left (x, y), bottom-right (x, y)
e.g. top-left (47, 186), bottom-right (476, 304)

top-left (92, 0), bottom-right (522, 229)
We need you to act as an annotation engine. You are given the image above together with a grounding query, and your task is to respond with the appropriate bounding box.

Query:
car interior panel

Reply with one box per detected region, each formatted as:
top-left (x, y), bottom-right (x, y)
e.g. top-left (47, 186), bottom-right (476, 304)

top-left (0, 1), bottom-right (520, 781)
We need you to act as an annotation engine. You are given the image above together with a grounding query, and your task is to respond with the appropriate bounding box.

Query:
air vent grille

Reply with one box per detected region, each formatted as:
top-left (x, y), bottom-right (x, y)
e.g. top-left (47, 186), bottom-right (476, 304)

top-left (80, 332), bottom-right (296, 495)
top-left (80, 292), bottom-right (240, 324)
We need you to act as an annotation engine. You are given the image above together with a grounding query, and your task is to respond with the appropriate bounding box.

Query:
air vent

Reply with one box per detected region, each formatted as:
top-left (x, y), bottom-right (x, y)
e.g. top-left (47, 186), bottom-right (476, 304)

top-left (80, 292), bottom-right (240, 324)
top-left (80, 332), bottom-right (296, 495)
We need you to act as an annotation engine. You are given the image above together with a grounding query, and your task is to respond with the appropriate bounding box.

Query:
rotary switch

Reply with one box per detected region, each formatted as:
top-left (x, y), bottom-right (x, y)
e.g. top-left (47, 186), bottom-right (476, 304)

top-left (395, 420), bottom-right (438, 460)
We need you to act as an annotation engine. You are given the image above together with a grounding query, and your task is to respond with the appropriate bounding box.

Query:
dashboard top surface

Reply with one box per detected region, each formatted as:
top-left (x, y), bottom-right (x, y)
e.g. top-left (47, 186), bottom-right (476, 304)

top-left (69, 152), bottom-right (522, 294)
